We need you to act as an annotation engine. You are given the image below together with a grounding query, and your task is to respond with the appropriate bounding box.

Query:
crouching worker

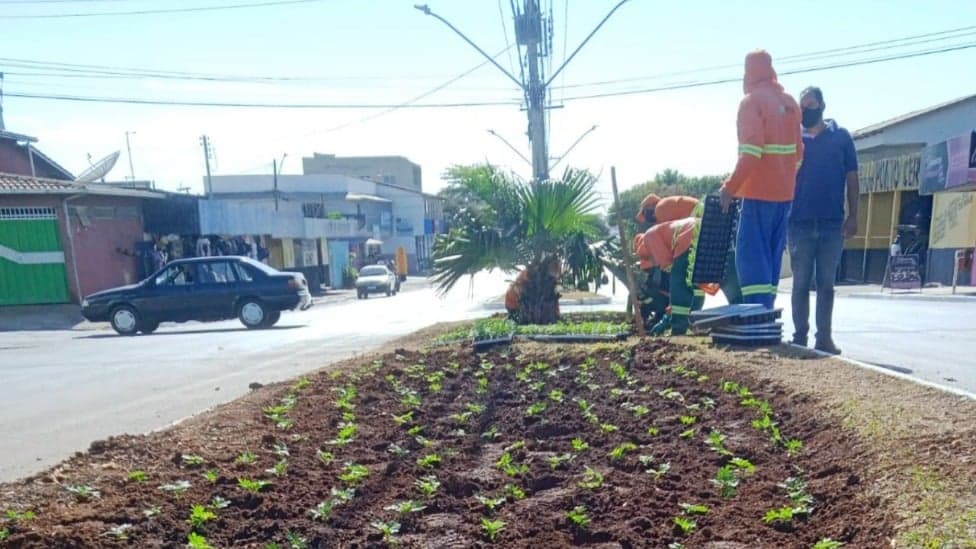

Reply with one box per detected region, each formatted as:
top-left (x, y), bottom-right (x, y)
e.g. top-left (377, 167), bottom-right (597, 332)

top-left (634, 218), bottom-right (705, 336)
top-left (504, 270), bottom-right (530, 322)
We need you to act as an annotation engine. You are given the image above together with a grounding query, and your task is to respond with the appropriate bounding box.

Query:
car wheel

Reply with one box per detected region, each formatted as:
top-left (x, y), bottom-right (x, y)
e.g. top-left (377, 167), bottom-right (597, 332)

top-left (362, 292), bottom-right (369, 299)
top-left (238, 298), bottom-right (267, 329)
top-left (110, 305), bottom-right (140, 336)
top-left (386, 286), bottom-right (392, 297)
top-left (261, 311), bottom-right (281, 328)
top-left (139, 320), bottom-right (160, 335)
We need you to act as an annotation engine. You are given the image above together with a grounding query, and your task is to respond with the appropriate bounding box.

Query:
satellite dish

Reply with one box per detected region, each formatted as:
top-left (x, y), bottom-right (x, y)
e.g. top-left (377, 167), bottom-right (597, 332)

top-left (75, 151), bottom-right (120, 183)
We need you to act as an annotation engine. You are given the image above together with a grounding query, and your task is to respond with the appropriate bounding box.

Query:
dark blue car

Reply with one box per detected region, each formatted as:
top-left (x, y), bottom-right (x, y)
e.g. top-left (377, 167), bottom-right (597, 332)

top-left (81, 256), bottom-right (312, 335)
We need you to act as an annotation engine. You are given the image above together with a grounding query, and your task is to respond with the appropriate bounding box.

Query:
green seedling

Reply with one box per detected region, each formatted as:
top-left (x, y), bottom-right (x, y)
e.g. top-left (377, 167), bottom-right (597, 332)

top-left (272, 442), bottom-right (290, 458)
top-left (187, 532), bottom-right (214, 549)
top-left (387, 443), bottom-right (409, 459)
top-left (285, 530), bottom-right (308, 549)
top-left (679, 428), bottom-right (696, 439)
top-left (0, 529), bottom-right (8, 542)
top-left (465, 402), bottom-right (486, 414)
top-left (329, 422), bottom-right (357, 445)
top-left (762, 506), bottom-right (797, 524)
top-left (610, 362), bottom-right (628, 381)
top-left (631, 405), bottom-right (650, 418)
top-left (236, 450), bottom-right (257, 465)
top-left (475, 493), bottom-right (507, 513)
top-left (237, 478), bottom-right (272, 493)
top-left (481, 426), bottom-right (501, 440)
top-left (549, 389), bottom-right (565, 403)
top-left (646, 461), bottom-right (671, 480)
top-left (160, 480), bottom-right (191, 496)
top-left (525, 402), bottom-right (547, 417)
top-left (415, 475), bottom-right (440, 499)
top-left (476, 376), bottom-right (489, 394)
top-left (128, 470), bottom-right (148, 483)
top-left (384, 500), bottom-right (427, 516)
top-left (566, 505), bottom-right (591, 529)
top-left (414, 435), bottom-right (436, 448)
top-left (647, 426), bottom-right (660, 436)
top-left (712, 465), bottom-right (739, 498)
top-left (673, 516), bottom-right (696, 535)
top-left (812, 539), bottom-right (844, 549)
top-left (699, 396), bottom-right (717, 410)
top-left (785, 438), bottom-right (804, 457)
top-left (371, 520), bottom-right (401, 545)
top-left (496, 452), bottom-right (529, 477)
top-left (65, 484), bottom-right (100, 500)
top-left (292, 377), bottom-right (311, 391)
top-left (729, 457), bottom-right (755, 474)
top-left (416, 453), bottom-right (442, 469)
top-left (449, 411), bottom-right (472, 425)
top-left (406, 424), bottom-right (424, 436)
top-left (668, 544), bottom-right (685, 549)
top-left (203, 470), bottom-right (218, 483)
top-left (706, 430), bottom-right (733, 456)
top-left (426, 371), bottom-right (445, 392)
top-left (211, 496), bottom-right (231, 509)
top-left (317, 450), bottom-right (335, 465)
top-left (143, 505), bottom-right (161, 518)
top-left (570, 438), bottom-right (589, 452)
top-left (104, 523), bottom-right (132, 540)
top-left (599, 423), bottom-right (619, 434)
top-left (401, 391), bottom-right (423, 409)
top-left (308, 500), bottom-right (334, 522)
top-left (503, 484), bottom-right (526, 500)
top-left (578, 466), bottom-right (605, 489)
top-left (529, 380), bottom-right (546, 393)
top-left (481, 518), bottom-right (505, 542)
top-left (188, 504), bottom-right (217, 531)
top-left (4, 510), bottom-right (35, 522)
top-left (392, 411), bottom-right (414, 426)
top-left (182, 454), bottom-right (205, 467)
top-left (265, 460), bottom-right (288, 478)
top-left (608, 442), bottom-right (638, 461)
top-left (679, 503), bottom-right (709, 515)
top-left (638, 455), bottom-right (655, 467)
top-left (339, 463), bottom-right (369, 485)
top-left (658, 388), bottom-right (683, 401)
top-left (679, 415), bottom-right (697, 426)
top-left (330, 486), bottom-right (355, 504)
top-left (548, 453), bottom-right (574, 470)
top-left (779, 476), bottom-right (814, 511)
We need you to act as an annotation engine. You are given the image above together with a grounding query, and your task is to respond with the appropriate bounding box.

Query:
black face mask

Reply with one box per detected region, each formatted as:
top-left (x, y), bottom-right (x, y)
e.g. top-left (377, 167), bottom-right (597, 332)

top-left (802, 107), bottom-right (823, 129)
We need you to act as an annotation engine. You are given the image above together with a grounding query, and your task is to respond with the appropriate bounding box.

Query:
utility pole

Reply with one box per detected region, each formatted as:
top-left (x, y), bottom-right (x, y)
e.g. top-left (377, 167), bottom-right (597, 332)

top-left (273, 158), bottom-right (279, 212)
top-left (125, 130), bottom-right (136, 181)
top-left (415, 1), bottom-right (629, 183)
top-left (200, 135), bottom-right (213, 197)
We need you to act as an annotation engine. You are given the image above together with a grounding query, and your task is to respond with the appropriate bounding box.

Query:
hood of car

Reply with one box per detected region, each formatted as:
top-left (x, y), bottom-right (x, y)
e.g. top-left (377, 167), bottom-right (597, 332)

top-left (85, 283), bottom-right (142, 301)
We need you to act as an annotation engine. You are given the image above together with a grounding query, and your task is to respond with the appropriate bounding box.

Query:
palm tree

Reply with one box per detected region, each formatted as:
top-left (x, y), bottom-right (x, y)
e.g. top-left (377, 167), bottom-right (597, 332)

top-left (432, 164), bottom-right (611, 324)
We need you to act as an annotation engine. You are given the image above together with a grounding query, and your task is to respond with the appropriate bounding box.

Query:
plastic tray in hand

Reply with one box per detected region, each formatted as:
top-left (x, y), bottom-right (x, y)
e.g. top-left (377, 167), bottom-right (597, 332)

top-left (689, 304), bottom-right (765, 329)
top-left (691, 195), bottom-right (740, 285)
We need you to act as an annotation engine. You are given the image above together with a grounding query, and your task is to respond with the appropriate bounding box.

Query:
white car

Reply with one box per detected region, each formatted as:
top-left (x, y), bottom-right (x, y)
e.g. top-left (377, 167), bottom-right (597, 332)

top-left (355, 265), bottom-right (397, 299)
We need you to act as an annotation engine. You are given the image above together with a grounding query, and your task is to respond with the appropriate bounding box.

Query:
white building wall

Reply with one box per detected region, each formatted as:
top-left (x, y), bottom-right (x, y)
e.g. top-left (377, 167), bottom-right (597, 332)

top-left (855, 98), bottom-right (976, 150)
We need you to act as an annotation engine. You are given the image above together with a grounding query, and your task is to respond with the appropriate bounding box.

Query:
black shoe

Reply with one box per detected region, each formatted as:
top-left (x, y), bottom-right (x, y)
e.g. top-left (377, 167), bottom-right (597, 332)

top-left (815, 339), bottom-right (842, 355)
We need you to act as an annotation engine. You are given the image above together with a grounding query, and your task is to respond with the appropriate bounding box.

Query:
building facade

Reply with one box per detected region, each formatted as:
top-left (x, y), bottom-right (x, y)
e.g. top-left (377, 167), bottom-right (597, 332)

top-left (303, 153), bottom-right (422, 191)
top-left (846, 95), bottom-right (976, 285)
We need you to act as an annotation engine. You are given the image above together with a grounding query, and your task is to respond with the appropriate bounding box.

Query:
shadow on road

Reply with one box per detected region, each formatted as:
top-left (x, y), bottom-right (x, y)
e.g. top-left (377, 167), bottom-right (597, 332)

top-left (75, 325), bottom-right (307, 339)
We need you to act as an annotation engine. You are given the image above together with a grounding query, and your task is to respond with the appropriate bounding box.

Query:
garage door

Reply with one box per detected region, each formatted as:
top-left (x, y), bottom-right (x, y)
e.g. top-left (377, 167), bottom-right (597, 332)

top-left (0, 207), bottom-right (70, 306)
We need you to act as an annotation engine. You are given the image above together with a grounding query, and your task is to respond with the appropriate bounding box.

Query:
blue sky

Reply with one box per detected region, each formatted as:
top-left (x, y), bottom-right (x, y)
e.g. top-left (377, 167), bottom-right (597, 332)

top-left (2, 0), bottom-right (976, 200)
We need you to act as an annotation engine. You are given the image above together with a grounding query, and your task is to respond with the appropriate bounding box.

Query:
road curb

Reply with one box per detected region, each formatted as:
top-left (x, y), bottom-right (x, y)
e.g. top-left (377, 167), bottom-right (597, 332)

top-left (788, 343), bottom-right (976, 401)
top-left (845, 292), bottom-right (976, 303)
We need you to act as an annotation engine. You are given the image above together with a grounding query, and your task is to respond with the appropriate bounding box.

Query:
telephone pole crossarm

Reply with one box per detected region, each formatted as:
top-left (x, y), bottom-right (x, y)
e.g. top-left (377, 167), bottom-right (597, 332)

top-left (414, 4), bottom-right (525, 90)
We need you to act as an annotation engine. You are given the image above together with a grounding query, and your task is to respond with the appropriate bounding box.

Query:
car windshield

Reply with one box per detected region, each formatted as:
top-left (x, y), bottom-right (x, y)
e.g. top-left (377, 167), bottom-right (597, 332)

top-left (360, 266), bottom-right (387, 276)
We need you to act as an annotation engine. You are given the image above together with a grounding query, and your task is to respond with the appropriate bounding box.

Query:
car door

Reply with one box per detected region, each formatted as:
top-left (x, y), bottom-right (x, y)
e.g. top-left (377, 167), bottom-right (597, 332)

top-left (140, 263), bottom-right (196, 321)
top-left (191, 260), bottom-right (239, 319)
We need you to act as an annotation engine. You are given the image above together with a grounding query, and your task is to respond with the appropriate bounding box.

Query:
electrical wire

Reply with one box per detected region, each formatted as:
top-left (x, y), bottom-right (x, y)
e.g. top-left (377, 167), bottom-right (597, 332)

top-left (0, 0), bottom-right (321, 18)
top-left (497, 0), bottom-right (517, 79)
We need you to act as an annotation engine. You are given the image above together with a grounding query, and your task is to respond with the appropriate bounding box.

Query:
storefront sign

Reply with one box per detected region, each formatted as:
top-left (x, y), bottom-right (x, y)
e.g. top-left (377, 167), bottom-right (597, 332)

top-left (888, 254), bottom-right (922, 290)
top-left (858, 153), bottom-right (920, 193)
top-left (920, 131), bottom-right (976, 195)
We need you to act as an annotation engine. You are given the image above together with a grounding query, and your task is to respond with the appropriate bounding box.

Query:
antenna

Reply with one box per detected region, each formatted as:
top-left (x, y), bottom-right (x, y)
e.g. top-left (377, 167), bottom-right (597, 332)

top-left (75, 151), bottom-right (120, 183)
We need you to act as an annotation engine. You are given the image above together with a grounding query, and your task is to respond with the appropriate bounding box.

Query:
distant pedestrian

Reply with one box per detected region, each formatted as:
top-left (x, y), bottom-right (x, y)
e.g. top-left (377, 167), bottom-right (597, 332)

top-left (720, 50), bottom-right (803, 310)
top-left (789, 86), bottom-right (859, 354)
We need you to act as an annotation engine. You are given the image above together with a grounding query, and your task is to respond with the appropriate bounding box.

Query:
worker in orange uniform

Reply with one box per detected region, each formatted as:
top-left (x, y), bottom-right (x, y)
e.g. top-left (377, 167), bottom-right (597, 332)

top-left (634, 218), bottom-right (703, 335)
top-left (720, 50), bottom-right (803, 310)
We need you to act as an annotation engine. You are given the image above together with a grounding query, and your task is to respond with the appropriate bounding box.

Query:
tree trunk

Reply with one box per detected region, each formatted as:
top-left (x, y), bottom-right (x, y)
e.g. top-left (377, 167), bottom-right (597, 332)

top-left (515, 257), bottom-right (561, 325)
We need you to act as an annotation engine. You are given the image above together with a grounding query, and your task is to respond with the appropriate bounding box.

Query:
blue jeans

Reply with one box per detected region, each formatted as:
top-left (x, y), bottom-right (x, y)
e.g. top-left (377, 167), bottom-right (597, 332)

top-left (788, 218), bottom-right (844, 343)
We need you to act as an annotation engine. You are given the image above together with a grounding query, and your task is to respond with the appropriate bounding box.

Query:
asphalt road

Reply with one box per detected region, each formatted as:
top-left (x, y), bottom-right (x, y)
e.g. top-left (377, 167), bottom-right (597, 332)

top-left (1, 273), bottom-right (973, 482)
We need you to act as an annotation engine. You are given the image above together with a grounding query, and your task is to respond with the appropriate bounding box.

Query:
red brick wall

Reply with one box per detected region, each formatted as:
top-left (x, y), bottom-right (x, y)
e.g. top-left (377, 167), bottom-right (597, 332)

top-left (0, 140), bottom-right (72, 179)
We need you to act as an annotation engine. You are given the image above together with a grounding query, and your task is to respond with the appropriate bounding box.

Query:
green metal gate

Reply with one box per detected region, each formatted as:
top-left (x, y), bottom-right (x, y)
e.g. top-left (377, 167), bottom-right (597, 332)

top-left (0, 207), bottom-right (70, 306)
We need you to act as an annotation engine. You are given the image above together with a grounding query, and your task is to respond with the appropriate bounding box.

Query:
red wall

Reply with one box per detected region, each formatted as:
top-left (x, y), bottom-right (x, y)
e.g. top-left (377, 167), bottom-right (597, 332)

top-left (1, 194), bottom-right (146, 301)
top-left (0, 140), bottom-right (71, 180)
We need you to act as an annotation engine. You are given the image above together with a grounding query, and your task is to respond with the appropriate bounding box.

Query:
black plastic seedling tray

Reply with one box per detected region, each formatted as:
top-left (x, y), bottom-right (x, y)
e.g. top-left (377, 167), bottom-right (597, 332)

top-left (691, 195), bottom-right (740, 285)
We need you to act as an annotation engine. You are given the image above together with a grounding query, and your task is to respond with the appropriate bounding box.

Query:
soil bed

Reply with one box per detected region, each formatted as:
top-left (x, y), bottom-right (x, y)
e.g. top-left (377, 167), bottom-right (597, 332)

top-left (0, 336), bottom-right (915, 548)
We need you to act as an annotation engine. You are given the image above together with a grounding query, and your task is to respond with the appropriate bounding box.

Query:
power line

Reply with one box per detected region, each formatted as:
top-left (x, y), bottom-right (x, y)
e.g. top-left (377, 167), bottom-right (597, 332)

top-left (497, 0), bottom-right (517, 79)
top-left (0, 0), bottom-right (321, 18)
top-left (561, 41), bottom-right (976, 102)
top-left (3, 91), bottom-right (519, 109)
top-left (556, 24), bottom-right (976, 91)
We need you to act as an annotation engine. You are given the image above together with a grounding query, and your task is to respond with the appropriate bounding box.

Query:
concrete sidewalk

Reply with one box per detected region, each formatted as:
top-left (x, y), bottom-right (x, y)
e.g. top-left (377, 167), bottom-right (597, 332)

top-left (777, 277), bottom-right (976, 303)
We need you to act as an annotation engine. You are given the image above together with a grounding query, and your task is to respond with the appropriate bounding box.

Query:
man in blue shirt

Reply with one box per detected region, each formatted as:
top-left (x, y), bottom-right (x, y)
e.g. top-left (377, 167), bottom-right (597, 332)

top-left (790, 86), bottom-right (859, 354)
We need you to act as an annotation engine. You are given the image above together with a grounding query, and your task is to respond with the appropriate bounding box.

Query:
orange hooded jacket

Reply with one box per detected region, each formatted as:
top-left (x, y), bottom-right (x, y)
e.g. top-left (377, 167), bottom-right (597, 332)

top-left (721, 50), bottom-right (803, 202)
top-left (634, 218), bottom-right (697, 272)
top-left (635, 195), bottom-right (700, 224)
